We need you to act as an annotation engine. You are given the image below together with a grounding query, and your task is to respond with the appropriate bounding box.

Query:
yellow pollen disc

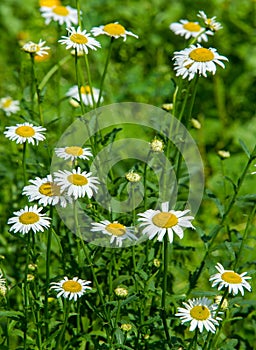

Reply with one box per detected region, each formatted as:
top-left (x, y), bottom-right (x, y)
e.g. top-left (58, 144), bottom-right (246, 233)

top-left (183, 22), bottom-right (201, 32)
top-left (106, 223), bottom-right (126, 236)
top-left (39, 182), bottom-right (60, 196)
top-left (70, 33), bottom-right (88, 44)
top-left (40, 0), bottom-right (61, 7)
top-left (52, 6), bottom-right (69, 16)
top-left (103, 23), bottom-right (125, 36)
top-left (80, 85), bottom-right (91, 94)
top-left (19, 212), bottom-right (40, 225)
top-left (190, 305), bottom-right (210, 320)
top-left (221, 271), bottom-right (242, 284)
top-left (65, 146), bottom-right (83, 156)
top-left (189, 48), bottom-right (214, 62)
top-left (67, 174), bottom-right (88, 186)
top-left (62, 280), bottom-right (82, 293)
top-left (3, 98), bottom-right (12, 108)
top-left (16, 126), bottom-right (35, 137)
top-left (152, 212), bottom-right (178, 228)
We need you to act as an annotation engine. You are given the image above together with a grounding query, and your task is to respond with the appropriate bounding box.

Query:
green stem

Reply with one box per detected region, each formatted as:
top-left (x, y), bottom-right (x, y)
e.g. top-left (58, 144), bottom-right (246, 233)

top-left (84, 54), bottom-right (96, 109)
top-left (56, 300), bottom-right (71, 349)
top-left (76, 0), bottom-right (82, 28)
top-left (75, 50), bottom-right (86, 116)
top-left (30, 54), bottom-right (35, 116)
top-left (188, 328), bottom-right (198, 350)
top-left (22, 142), bottom-right (27, 185)
top-left (23, 232), bottom-right (31, 350)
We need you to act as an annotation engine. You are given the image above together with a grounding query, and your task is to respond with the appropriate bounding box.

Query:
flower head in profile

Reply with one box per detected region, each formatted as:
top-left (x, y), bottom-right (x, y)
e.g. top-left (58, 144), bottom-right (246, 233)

top-left (170, 19), bottom-right (213, 42)
top-left (7, 205), bottom-right (51, 235)
top-left (54, 167), bottom-right (99, 200)
top-left (91, 22), bottom-right (138, 41)
top-left (59, 26), bottom-right (101, 53)
top-left (175, 297), bottom-right (221, 333)
top-left (22, 40), bottom-right (50, 57)
top-left (197, 11), bottom-right (222, 32)
top-left (22, 174), bottom-right (70, 207)
top-left (55, 145), bottom-right (93, 161)
top-left (40, 5), bottom-right (79, 27)
top-left (50, 276), bottom-right (92, 301)
top-left (90, 220), bottom-right (137, 247)
top-left (173, 44), bottom-right (228, 81)
top-left (66, 85), bottom-right (103, 107)
top-left (0, 97), bottom-right (20, 116)
top-left (209, 263), bottom-right (252, 296)
top-left (4, 122), bottom-right (46, 145)
top-left (138, 202), bottom-right (194, 244)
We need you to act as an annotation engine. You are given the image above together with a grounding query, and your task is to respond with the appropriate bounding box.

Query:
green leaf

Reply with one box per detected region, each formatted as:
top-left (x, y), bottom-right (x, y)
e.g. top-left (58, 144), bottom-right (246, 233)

top-left (0, 311), bottom-right (23, 319)
top-left (239, 139), bottom-right (251, 158)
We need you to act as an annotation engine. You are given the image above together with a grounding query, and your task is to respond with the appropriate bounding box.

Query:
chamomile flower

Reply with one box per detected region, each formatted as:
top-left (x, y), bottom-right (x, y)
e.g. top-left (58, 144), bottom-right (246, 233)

top-left (90, 220), bottom-right (137, 247)
top-left (175, 297), bottom-right (221, 333)
top-left (55, 145), bottom-right (92, 161)
top-left (170, 19), bottom-right (213, 42)
top-left (59, 26), bottom-right (101, 53)
top-left (138, 202), bottom-right (194, 244)
top-left (7, 205), bottom-right (51, 235)
top-left (54, 167), bottom-right (99, 200)
top-left (4, 122), bottom-right (46, 145)
top-left (197, 11), bottom-right (223, 32)
top-left (91, 22), bottom-right (138, 41)
top-left (173, 44), bottom-right (228, 81)
top-left (209, 263), bottom-right (252, 296)
top-left (50, 276), bottom-right (92, 301)
top-left (0, 97), bottom-right (20, 116)
top-left (22, 40), bottom-right (50, 57)
top-left (22, 175), bottom-right (69, 207)
top-left (40, 5), bottom-right (79, 27)
top-left (65, 85), bottom-right (103, 107)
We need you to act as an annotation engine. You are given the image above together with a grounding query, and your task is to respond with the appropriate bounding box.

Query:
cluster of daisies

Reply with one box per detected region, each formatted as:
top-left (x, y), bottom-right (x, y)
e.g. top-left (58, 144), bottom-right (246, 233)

top-left (170, 11), bottom-right (228, 80)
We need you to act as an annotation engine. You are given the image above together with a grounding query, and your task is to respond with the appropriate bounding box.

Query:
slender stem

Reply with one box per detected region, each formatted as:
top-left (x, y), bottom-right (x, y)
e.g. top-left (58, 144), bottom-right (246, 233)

top-left (56, 300), bottom-right (71, 349)
top-left (84, 54), bottom-right (96, 108)
top-left (30, 54), bottom-right (35, 116)
top-left (76, 0), bottom-right (82, 28)
top-left (161, 234), bottom-right (171, 346)
top-left (75, 50), bottom-right (86, 116)
top-left (23, 232), bottom-right (31, 350)
top-left (22, 142), bottom-right (27, 185)
top-left (188, 328), bottom-right (198, 350)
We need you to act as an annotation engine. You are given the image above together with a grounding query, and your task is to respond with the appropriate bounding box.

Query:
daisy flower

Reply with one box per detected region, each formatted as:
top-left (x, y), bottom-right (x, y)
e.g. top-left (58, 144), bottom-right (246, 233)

top-left (197, 11), bottom-right (223, 32)
top-left (22, 174), bottom-right (70, 207)
top-left (65, 85), bottom-right (103, 107)
top-left (90, 220), bottom-right (138, 247)
top-left (138, 202), bottom-right (194, 244)
top-left (209, 263), bottom-right (252, 296)
top-left (173, 44), bottom-right (228, 81)
top-left (4, 122), bottom-right (46, 145)
top-left (7, 205), bottom-right (51, 235)
top-left (175, 297), bottom-right (221, 333)
top-left (55, 145), bottom-right (92, 161)
top-left (22, 40), bottom-right (50, 57)
top-left (50, 276), bottom-right (92, 301)
top-left (0, 96), bottom-right (20, 116)
top-left (40, 5), bottom-right (79, 27)
top-left (54, 167), bottom-right (99, 200)
top-left (59, 26), bottom-right (101, 54)
top-left (169, 19), bottom-right (213, 42)
top-left (91, 22), bottom-right (138, 41)
top-left (150, 138), bottom-right (164, 152)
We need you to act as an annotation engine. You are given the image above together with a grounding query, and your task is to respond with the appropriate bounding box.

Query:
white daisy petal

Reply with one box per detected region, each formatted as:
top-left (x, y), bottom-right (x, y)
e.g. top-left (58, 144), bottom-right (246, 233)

top-left (4, 122), bottom-right (46, 145)
top-left (0, 96), bottom-right (20, 116)
top-left (55, 145), bottom-right (93, 161)
top-left (40, 5), bottom-right (79, 27)
top-left (91, 22), bottom-right (138, 41)
top-left (65, 85), bottom-right (104, 107)
top-left (50, 276), bottom-right (92, 301)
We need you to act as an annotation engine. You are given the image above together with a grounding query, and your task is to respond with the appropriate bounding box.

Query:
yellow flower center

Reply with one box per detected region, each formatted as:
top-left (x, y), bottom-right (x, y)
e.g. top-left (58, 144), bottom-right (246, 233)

top-left (40, 0), bottom-right (61, 7)
top-left (67, 174), bottom-right (88, 186)
top-left (52, 5), bottom-right (69, 16)
top-left (62, 280), bottom-right (82, 293)
top-left (183, 22), bottom-right (201, 32)
top-left (189, 48), bottom-right (214, 62)
top-left (152, 212), bottom-right (178, 228)
top-left (65, 146), bottom-right (83, 156)
top-left (103, 23), bottom-right (125, 36)
top-left (106, 223), bottom-right (126, 236)
top-left (190, 305), bottom-right (210, 320)
top-left (39, 182), bottom-right (61, 196)
top-left (70, 33), bottom-right (88, 45)
top-left (16, 125), bottom-right (35, 137)
top-left (80, 85), bottom-right (91, 94)
top-left (35, 52), bottom-right (50, 62)
top-left (19, 212), bottom-right (40, 225)
top-left (221, 271), bottom-right (242, 284)
top-left (3, 98), bottom-right (12, 108)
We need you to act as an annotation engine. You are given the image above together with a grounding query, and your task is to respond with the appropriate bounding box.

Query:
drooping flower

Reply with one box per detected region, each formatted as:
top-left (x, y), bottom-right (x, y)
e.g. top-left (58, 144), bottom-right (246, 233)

top-left (40, 5), bottom-right (79, 27)
top-left (65, 85), bottom-right (103, 107)
top-left (173, 44), bottom-right (228, 80)
top-left (22, 40), bottom-right (50, 57)
top-left (197, 11), bottom-right (223, 32)
top-left (50, 276), bottom-right (92, 301)
top-left (0, 97), bottom-right (20, 116)
top-left (55, 145), bottom-right (93, 161)
top-left (4, 122), bottom-right (46, 145)
top-left (170, 19), bottom-right (213, 42)
top-left (138, 202), bottom-right (194, 244)
top-left (175, 297), bottom-right (221, 333)
top-left (209, 263), bottom-right (252, 296)
top-left (91, 22), bottom-right (138, 41)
